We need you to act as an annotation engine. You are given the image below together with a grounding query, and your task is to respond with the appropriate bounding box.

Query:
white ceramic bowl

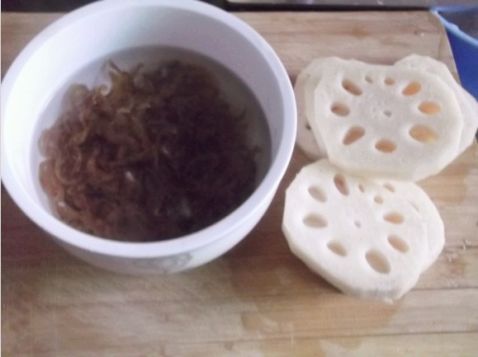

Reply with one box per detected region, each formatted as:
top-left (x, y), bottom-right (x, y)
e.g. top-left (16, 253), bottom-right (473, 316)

top-left (1, 0), bottom-right (296, 274)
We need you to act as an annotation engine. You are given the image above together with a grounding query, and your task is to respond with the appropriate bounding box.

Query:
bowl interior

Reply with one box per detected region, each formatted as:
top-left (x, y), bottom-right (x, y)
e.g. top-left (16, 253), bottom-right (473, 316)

top-left (2, 0), bottom-right (295, 255)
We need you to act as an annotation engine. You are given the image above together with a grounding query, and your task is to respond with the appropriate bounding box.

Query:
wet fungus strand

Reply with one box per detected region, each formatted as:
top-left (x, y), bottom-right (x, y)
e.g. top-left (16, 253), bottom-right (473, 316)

top-left (39, 61), bottom-right (257, 241)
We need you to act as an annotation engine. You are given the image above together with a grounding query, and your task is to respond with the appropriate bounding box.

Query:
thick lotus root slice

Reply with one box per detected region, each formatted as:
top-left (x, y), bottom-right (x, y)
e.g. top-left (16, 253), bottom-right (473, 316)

top-left (294, 58), bottom-right (331, 159)
top-left (282, 160), bottom-right (428, 300)
top-left (375, 179), bottom-right (445, 272)
top-left (294, 57), bottom-right (364, 160)
top-left (396, 54), bottom-right (478, 154)
top-left (309, 59), bottom-right (463, 181)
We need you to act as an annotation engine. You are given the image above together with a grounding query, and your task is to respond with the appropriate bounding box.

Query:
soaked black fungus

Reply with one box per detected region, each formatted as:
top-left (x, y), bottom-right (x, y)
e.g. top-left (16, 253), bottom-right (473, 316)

top-left (39, 61), bottom-right (257, 241)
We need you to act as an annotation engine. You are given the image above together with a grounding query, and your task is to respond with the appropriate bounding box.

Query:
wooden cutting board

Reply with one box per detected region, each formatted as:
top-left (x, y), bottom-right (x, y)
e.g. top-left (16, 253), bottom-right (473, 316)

top-left (2, 11), bottom-right (477, 356)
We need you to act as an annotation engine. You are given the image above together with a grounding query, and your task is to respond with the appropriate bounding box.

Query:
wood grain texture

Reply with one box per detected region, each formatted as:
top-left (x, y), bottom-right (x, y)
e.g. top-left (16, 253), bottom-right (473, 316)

top-left (2, 11), bottom-right (477, 356)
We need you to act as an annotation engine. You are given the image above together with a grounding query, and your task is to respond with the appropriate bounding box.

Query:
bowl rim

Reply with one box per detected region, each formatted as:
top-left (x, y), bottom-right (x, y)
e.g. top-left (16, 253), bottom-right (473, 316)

top-left (1, 0), bottom-right (297, 258)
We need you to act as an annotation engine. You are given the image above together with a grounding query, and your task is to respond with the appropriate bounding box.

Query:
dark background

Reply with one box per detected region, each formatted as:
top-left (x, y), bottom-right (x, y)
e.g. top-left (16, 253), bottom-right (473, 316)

top-left (1, 0), bottom-right (440, 12)
top-left (2, 0), bottom-right (226, 12)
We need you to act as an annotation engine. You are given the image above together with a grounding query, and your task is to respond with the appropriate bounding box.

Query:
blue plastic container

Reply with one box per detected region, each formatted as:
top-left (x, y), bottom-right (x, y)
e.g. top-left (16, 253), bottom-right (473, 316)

top-left (433, 6), bottom-right (478, 99)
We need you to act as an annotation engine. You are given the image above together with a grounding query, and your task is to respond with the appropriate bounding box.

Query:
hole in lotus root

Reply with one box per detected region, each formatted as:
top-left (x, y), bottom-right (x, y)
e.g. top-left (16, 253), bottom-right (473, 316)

top-left (333, 174), bottom-right (349, 196)
top-left (418, 101), bottom-right (441, 115)
top-left (374, 195), bottom-right (384, 204)
top-left (375, 139), bottom-right (397, 153)
top-left (327, 241), bottom-right (347, 256)
top-left (409, 125), bottom-right (438, 143)
top-left (308, 186), bottom-right (327, 202)
top-left (383, 183), bottom-right (395, 192)
top-left (331, 102), bottom-right (350, 117)
top-left (366, 249), bottom-right (391, 274)
top-left (384, 212), bottom-right (404, 224)
top-left (402, 81), bottom-right (422, 96)
top-left (388, 235), bottom-right (409, 253)
top-left (384, 77), bottom-right (395, 85)
top-left (343, 126), bottom-right (365, 145)
top-left (342, 79), bottom-right (363, 96)
top-left (303, 213), bottom-right (327, 228)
